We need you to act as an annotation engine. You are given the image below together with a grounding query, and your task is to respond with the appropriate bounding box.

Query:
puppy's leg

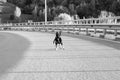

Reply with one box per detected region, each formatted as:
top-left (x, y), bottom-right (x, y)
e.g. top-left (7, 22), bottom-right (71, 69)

top-left (55, 43), bottom-right (58, 50)
top-left (60, 43), bottom-right (64, 50)
top-left (58, 44), bottom-right (61, 49)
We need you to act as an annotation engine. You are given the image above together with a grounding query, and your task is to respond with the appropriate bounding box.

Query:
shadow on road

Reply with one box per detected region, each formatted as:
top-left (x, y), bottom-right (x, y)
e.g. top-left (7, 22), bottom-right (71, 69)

top-left (0, 32), bottom-right (30, 77)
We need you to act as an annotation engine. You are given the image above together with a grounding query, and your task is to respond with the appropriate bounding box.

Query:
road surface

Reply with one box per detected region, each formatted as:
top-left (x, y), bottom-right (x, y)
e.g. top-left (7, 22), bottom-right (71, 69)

top-left (0, 31), bottom-right (120, 80)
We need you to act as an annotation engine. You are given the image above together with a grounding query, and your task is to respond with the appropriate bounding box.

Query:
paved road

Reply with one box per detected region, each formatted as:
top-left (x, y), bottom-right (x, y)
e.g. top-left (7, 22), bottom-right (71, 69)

top-left (0, 31), bottom-right (120, 80)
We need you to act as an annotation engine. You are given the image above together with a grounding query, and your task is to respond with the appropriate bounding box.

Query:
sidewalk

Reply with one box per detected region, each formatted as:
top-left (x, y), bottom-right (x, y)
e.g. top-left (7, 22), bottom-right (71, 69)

top-left (0, 31), bottom-right (120, 80)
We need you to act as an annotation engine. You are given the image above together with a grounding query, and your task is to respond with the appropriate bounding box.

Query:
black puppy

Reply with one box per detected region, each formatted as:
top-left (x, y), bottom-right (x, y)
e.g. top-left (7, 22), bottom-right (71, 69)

top-left (53, 31), bottom-right (64, 50)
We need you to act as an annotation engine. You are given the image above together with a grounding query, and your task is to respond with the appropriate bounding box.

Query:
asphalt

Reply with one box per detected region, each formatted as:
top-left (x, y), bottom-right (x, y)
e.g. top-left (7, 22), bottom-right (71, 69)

top-left (0, 32), bottom-right (30, 78)
top-left (0, 31), bottom-right (120, 80)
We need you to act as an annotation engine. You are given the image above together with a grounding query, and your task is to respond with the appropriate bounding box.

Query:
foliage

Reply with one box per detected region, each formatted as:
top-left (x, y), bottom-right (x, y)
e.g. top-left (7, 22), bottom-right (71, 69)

top-left (7, 0), bottom-right (120, 21)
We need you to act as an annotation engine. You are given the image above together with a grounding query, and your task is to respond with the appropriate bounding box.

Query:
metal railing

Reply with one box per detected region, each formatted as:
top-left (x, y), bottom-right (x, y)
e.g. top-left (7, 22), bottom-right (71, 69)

top-left (0, 16), bottom-right (120, 39)
top-left (0, 16), bottom-right (120, 27)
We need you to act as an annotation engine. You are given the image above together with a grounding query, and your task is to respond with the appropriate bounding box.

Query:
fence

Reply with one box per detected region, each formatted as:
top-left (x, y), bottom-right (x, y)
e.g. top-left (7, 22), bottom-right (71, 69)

top-left (0, 16), bottom-right (120, 26)
top-left (0, 17), bottom-right (120, 40)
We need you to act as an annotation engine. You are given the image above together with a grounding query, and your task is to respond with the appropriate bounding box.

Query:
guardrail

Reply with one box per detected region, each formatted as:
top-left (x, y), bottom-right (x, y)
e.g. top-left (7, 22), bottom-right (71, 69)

top-left (0, 16), bottom-right (120, 40)
top-left (47, 16), bottom-right (120, 25)
top-left (0, 16), bottom-right (120, 27)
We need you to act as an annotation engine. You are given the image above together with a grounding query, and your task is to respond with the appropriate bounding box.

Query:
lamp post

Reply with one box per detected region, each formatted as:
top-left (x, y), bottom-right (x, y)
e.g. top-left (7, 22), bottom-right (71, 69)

top-left (45, 0), bottom-right (47, 25)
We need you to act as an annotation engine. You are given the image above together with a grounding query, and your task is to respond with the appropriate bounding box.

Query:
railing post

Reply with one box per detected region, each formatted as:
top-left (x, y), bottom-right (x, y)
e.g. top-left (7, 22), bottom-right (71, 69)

top-left (103, 29), bottom-right (106, 36)
top-left (94, 20), bottom-right (97, 24)
top-left (77, 20), bottom-right (79, 24)
top-left (114, 19), bottom-right (117, 24)
top-left (90, 20), bottom-right (93, 24)
top-left (86, 28), bottom-right (89, 35)
top-left (73, 26), bottom-right (75, 34)
top-left (52, 25), bottom-right (54, 32)
top-left (86, 20), bottom-right (89, 24)
top-left (79, 27), bottom-right (81, 32)
top-left (78, 27), bottom-right (81, 35)
top-left (94, 28), bottom-right (97, 34)
top-left (67, 26), bottom-right (69, 33)
top-left (114, 29), bottom-right (117, 36)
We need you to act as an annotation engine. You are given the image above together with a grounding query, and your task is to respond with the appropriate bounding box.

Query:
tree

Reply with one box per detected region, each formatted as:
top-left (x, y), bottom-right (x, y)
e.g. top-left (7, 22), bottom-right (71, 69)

top-left (7, 0), bottom-right (120, 21)
top-left (76, 2), bottom-right (91, 18)
top-left (47, 0), bottom-right (55, 7)
top-left (52, 0), bottom-right (63, 6)
top-left (53, 6), bottom-right (69, 16)
top-left (25, 0), bottom-right (32, 5)
top-left (69, 4), bottom-right (76, 15)
top-left (110, 1), bottom-right (120, 16)
top-left (61, 0), bottom-right (68, 7)
top-left (88, 0), bottom-right (100, 18)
